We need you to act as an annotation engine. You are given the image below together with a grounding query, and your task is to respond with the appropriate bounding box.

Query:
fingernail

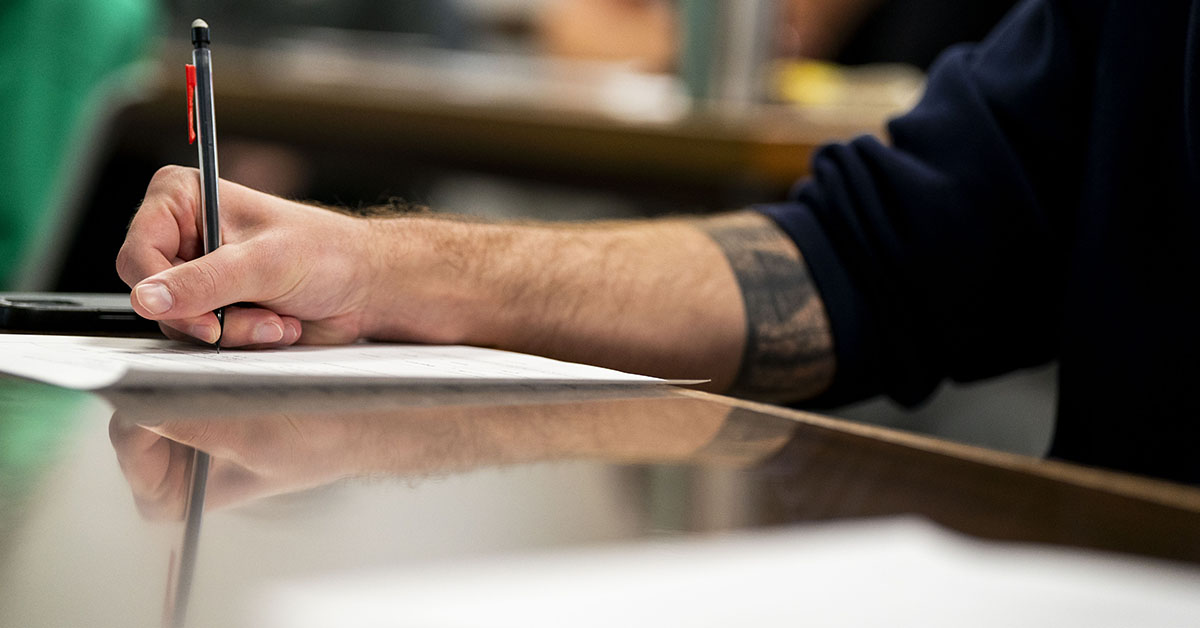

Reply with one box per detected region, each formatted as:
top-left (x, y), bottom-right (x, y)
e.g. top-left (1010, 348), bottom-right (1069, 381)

top-left (189, 324), bottom-right (219, 345)
top-left (135, 283), bottom-right (173, 315)
top-left (253, 321), bottom-right (284, 344)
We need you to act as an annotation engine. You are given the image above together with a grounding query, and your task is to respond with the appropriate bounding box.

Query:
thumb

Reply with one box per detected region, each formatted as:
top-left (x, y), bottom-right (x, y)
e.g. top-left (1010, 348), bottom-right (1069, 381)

top-left (130, 245), bottom-right (261, 320)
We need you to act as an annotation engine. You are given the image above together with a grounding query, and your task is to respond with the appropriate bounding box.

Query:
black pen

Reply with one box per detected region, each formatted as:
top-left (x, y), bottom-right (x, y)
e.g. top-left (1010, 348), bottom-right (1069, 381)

top-left (187, 19), bottom-right (224, 351)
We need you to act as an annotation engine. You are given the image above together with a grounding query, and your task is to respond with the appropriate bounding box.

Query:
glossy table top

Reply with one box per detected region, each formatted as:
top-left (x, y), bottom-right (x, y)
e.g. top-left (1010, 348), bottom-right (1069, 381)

top-left (2, 378), bottom-right (1199, 627)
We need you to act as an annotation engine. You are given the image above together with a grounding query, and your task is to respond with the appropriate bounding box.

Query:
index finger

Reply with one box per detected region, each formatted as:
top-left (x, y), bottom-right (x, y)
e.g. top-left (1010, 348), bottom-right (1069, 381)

top-left (116, 166), bottom-right (205, 289)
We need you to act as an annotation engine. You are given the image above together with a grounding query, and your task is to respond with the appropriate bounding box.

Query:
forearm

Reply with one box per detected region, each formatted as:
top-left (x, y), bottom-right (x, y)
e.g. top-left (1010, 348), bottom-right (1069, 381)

top-left (362, 215), bottom-right (744, 390)
top-left (363, 211), bottom-right (834, 399)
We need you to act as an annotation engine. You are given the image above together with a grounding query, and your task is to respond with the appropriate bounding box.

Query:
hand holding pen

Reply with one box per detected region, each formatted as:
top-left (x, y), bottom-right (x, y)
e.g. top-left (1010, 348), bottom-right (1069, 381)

top-left (119, 21), bottom-right (375, 350)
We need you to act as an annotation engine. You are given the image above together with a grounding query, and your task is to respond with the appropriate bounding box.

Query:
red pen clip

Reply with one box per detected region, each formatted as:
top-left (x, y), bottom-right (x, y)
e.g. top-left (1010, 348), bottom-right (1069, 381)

top-left (185, 64), bottom-right (197, 144)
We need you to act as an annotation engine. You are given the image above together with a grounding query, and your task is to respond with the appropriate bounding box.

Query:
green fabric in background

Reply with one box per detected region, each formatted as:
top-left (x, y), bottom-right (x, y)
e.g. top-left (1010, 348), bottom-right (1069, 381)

top-left (0, 380), bottom-right (88, 475)
top-left (0, 0), bottom-right (158, 289)
top-left (0, 379), bottom-right (92, 559)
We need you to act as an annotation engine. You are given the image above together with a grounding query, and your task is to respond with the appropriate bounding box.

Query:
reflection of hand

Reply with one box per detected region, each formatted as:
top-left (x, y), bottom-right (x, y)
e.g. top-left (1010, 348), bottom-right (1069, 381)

top-left (108, 415), bottom-right (198, 521)
top-left (105, 391), bottom-right (740, 520)
top-left (108, 410), bottom-right (357, 520)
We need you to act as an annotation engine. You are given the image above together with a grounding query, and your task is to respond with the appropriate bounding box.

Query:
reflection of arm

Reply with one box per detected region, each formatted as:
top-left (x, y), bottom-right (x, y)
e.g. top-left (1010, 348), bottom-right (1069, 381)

top-left (109, 395), bottom-right (774, 518)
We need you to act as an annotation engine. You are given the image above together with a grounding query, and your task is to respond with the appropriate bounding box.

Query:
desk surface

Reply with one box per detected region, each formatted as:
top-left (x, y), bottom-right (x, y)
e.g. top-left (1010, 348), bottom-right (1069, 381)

top-left (2, 379), bottom-right (1199, 626)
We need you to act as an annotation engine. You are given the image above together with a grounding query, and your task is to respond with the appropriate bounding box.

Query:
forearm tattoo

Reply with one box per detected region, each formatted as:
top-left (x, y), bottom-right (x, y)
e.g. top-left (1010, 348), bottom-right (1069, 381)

top-left (696, 212), bottom-right (835, 402)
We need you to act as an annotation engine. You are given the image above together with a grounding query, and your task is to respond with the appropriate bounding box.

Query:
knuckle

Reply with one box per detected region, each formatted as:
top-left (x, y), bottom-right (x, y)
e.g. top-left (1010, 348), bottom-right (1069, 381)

top-left (148, 166), bottom-right (199, 220)
top-left (186, 258), bottom-right (225, 301)
top-left (151, 164), bottom-right (190, 185)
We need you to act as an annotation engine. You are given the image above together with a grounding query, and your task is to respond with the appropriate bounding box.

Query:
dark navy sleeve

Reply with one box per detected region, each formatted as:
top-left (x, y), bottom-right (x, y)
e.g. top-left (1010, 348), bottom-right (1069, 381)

top-left (759, 0), bottom-right (1101, 407)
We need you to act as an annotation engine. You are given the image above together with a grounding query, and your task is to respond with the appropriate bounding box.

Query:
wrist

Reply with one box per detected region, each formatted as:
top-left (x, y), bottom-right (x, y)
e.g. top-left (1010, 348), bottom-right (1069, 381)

top-left (357, 216), bottom-right (499, 345)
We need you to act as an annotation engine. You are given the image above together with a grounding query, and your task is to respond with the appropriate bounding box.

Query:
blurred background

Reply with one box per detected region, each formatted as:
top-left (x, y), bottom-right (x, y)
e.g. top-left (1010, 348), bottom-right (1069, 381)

top-left (1, 0), bottom-right (1053, 455)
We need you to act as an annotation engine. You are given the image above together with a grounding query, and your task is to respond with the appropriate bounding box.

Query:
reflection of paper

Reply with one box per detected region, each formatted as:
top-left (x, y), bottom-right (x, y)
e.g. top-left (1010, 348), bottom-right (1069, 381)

top-left (254, 518), bottom-right (1200, 628)
top-left (0, 335), bottom-right (683, 390)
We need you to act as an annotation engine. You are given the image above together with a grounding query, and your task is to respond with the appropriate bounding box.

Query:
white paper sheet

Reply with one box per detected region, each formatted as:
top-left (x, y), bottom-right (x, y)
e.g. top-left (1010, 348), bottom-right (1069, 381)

top-left (0, 334), bottom-right (684, 390)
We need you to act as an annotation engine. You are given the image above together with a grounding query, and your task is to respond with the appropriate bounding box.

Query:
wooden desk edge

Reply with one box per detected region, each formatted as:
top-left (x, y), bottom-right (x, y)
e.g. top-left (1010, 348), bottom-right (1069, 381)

top-left (672, 388), bottom-right (1200, 514)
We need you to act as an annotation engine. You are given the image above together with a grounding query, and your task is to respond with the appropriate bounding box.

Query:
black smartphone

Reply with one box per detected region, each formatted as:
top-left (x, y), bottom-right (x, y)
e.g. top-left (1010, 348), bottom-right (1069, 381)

top-left (0, 293), bottom-right (163, 335)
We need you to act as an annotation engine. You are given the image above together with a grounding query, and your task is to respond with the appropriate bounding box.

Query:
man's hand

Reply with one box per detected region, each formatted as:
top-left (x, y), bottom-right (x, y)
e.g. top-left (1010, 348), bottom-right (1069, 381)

top-left (117, 166), bottom-right (376, 348)
top-left (117, 165), bottom-right (832, 397)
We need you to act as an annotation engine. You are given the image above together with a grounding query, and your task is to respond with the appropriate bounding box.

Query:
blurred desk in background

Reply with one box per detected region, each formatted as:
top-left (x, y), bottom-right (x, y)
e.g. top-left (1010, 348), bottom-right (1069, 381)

top-left (123, 41), bottom-right (894, 194)
top-left (1, 375), bottom-right (1199, 626)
